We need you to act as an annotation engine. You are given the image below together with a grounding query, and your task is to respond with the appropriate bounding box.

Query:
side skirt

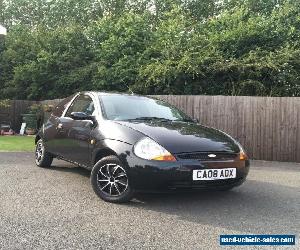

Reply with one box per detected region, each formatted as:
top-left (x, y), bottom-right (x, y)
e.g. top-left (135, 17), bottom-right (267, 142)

top-left (56, 156), bottom-right (92, 170)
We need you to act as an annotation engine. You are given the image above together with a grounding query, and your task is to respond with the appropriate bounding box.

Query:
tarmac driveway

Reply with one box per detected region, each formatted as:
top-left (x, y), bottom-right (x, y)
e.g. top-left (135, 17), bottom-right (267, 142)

top-left (0, 152), bottom-right (299, 249)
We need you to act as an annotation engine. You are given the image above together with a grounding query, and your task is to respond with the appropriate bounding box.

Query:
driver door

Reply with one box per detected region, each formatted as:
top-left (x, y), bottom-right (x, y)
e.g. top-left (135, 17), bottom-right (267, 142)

top-left (61, 94), bottom-right (96, 166)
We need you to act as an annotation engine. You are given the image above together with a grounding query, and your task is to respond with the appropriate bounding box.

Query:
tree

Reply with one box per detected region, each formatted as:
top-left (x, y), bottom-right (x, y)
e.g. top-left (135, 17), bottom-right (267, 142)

top-left (0, 0), bottom-right (300, 99)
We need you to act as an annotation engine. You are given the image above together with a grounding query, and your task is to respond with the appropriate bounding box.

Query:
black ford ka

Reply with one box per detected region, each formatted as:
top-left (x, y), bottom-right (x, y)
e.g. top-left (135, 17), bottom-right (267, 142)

top-left (35, 92), bottom-right (250, 203)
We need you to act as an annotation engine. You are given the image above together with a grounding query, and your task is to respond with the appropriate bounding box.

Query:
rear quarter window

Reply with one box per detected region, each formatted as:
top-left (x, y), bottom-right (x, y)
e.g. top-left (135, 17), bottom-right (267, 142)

top-left (52, 95), bottom-right (75, 117)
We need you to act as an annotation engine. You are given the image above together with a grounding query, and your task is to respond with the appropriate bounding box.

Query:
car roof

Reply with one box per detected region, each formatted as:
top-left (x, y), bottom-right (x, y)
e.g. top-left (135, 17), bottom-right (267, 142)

top-left (79, 91), bottom-right (149, 99)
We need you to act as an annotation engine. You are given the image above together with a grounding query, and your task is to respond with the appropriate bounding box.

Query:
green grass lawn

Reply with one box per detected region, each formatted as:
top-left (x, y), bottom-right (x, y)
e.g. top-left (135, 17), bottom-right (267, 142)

top-left (0, 136), bottom-right (35, 152)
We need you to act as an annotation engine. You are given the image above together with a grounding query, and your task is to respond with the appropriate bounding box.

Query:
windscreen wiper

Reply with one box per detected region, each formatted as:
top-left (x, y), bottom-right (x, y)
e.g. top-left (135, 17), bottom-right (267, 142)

top-left (126, 117), bottom-right (174, 122)
top-left (174, 118), bottom-right (195, 122)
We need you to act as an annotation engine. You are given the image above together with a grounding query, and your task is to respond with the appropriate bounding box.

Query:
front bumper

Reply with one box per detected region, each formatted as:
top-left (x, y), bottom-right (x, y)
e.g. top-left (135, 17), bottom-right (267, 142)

top-left (124, 154), bottom-right (250, 192)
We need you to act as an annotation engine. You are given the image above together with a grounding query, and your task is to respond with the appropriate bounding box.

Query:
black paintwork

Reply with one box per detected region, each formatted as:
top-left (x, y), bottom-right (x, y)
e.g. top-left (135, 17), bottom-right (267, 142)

top-left (115, 120), bottom-right (240, 154)
top-left (37, 92), bottom-right (249, 191)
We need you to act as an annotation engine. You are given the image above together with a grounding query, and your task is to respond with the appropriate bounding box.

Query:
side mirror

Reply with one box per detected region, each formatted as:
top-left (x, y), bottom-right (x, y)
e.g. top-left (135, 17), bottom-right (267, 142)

top-left (70, 112), bottom-right (97, 123)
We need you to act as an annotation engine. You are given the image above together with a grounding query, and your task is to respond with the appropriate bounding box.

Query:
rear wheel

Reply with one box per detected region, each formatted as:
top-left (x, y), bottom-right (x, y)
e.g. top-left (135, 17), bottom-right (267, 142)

top-left (91, 155), bottom-right (134, 203)
top-left (35, 139), bottom-right (53, 168)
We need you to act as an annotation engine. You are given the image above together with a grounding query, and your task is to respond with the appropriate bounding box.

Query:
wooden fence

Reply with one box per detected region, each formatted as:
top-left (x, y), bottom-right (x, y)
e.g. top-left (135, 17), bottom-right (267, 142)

top-left (156, 95), bottom-right (300, 163)
top-left (0, 99), bottom-right (61, 132)
top-left (1, 95), bottom-right (300, 162)
top-left (0, 100), bottom-right (37, 132)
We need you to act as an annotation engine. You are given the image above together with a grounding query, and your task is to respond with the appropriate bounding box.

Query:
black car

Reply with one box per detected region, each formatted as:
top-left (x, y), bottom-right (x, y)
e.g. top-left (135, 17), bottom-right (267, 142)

top-left (35, 92), bottom-right (250, 203)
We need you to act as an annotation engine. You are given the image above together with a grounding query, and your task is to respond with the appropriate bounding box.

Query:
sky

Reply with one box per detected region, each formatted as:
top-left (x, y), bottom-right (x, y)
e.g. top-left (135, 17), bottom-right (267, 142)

top-left (0, 24), bottom-right (7, 35)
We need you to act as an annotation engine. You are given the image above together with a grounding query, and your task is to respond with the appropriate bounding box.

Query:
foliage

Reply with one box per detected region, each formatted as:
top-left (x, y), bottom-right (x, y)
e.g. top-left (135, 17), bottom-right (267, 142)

top-left (28, 103), bottom-right (42, 114)
top-left (22, 114), bottom-right (37, 129)
top-left (0, 99), bottom-right (10, 108)
top-left (0, 0), bottom-right (299, 99)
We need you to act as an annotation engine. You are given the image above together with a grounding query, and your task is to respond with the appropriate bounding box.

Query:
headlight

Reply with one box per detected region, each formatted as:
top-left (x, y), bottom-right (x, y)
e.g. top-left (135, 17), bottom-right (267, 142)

top-left (215, 128), bottom-right (248, 161)
top-left (239, 150), bottom-right (248, 160)
top-left (134, 137), bottom-right (176, 161)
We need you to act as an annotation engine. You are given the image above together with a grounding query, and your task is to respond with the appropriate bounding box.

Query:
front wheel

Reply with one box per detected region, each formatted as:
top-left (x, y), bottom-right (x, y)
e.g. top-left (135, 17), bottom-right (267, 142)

top-left (35, 139), bottom-right (53, 168)
top-left (91, 155), bottom-right (134, 203)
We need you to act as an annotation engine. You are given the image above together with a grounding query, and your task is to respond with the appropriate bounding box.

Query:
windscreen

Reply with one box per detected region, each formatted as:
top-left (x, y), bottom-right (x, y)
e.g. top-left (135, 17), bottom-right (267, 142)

top-left (100, 95), bottom-right (192, 121)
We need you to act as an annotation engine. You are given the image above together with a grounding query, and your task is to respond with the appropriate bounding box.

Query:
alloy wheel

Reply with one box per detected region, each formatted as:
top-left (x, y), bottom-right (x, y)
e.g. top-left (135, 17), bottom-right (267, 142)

top-left (97, 163), bottom-right (128, 196)
top-left (35, 141), bottom-right (44, 163)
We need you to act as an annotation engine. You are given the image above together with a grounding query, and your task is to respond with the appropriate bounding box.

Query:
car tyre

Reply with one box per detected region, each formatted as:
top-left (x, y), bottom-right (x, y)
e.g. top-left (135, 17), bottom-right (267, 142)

top-left (91, 155), bottom-right (134, 203)
top-left (35, 139), bottom-right (53, 168)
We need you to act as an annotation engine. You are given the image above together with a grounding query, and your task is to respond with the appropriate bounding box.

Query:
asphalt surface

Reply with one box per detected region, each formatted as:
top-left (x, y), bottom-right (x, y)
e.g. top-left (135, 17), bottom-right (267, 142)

top-left (0, 152), bottom-right (299, 250)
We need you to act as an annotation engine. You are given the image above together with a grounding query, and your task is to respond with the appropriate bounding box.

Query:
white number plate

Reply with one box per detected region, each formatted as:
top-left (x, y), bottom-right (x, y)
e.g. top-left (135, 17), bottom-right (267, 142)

top-left (193, 168), bottom-right (236, 181)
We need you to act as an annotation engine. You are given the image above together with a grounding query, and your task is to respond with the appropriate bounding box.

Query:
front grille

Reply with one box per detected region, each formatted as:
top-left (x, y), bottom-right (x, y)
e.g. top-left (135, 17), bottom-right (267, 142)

top-left (176, 152), bottom-right (238, 161)
top-left (168, 177), bottom-right (244, 190)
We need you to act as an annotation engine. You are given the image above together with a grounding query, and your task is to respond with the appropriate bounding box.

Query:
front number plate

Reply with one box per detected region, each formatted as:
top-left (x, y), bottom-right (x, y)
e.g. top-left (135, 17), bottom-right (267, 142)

top-left (192, 168), bottom-right (236, 181)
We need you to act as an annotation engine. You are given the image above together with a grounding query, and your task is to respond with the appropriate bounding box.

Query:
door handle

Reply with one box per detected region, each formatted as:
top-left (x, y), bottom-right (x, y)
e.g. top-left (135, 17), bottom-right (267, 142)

top-left (56, 123), bottom-right (63, 130)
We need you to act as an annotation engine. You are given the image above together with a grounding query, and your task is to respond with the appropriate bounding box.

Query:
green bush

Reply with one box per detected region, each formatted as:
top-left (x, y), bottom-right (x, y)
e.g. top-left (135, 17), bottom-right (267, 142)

top-left (22, 114), bottom-right (37, 129)
top-left (0, 0), bottom-right (299, 99)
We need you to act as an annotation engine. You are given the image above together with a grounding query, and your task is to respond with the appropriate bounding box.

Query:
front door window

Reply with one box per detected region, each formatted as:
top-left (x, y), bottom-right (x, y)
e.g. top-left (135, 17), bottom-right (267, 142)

top-left (65, 95), bottom-right (95, 118)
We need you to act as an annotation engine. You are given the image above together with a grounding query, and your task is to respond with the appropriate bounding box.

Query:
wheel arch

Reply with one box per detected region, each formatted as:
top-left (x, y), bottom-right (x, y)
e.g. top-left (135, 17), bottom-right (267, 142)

top-left (35, 134), bottom-right (41, 144)
top-left (91, 139), bottom-right (133, 167)
top-left (93, 148), bottom-right (118, 165)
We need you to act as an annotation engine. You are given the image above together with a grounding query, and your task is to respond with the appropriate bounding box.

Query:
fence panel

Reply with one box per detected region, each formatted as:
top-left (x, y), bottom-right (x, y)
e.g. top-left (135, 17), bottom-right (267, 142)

top-left (0, 100), bottom-right (37, 132)
top-left (155, 95), bottom-right (300, 162)
top-left (1, 95), bottom-right (300, 162)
